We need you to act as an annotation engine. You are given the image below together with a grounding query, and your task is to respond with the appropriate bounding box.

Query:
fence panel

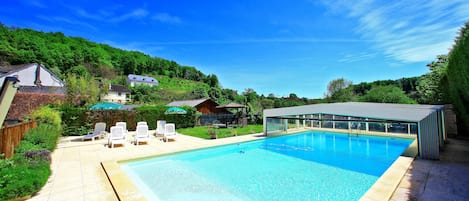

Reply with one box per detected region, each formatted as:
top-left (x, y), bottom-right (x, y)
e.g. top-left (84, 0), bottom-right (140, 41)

top-left (0, 121), bottom-right (38, 159)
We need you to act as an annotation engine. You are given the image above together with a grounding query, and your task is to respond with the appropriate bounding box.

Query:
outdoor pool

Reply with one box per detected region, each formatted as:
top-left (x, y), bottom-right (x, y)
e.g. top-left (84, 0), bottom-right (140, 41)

top-left (121, 131), bottom-right (414, 201)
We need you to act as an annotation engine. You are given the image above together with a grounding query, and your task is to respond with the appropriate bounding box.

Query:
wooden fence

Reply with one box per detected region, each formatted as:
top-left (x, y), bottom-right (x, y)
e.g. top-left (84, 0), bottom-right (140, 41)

top-left (0, 121), bottom-right (37, 159)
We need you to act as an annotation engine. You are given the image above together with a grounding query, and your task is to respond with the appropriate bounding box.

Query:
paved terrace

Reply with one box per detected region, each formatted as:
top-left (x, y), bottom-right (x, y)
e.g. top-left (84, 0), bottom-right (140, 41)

top-left (28, 131), bottom-right (265, 201)
top-left (27, 130), bottom-right (469, 201)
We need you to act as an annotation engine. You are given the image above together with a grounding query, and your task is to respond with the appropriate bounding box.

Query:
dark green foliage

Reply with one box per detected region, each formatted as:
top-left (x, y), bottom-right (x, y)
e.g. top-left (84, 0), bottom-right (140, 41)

top-left (20, 124), bottom-right (61, 152)
top-left (359, 85), bottom-right (416, 104)
top-left (446, 21), bottom-right (469, 135)
top-left (0, 158), bottom-right (50, 200)
top-left (0, 24), bottom-right (208, 82)
top-left (417, 55), bottom-right (448, 104)
top-left (0, 121), bottom-right (61, 200)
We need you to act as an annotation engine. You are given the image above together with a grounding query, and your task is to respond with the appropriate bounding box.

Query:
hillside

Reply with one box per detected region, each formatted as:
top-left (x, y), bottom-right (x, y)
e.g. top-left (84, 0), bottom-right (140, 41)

top-left (0, 23), bottom-right (443, 117)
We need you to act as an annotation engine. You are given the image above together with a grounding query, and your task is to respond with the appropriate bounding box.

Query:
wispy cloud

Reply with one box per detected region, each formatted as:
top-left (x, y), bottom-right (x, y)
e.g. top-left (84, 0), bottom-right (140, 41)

top-left (111, 9), bottom-right (149, 22)
top-left (152, 13), bottom-right (182, 24)
top-left (73, 7), bottom-right (149, 23)
top-left (321, 0), bottom-right (469, 63)
top-left (338, 52), bottom-right (376, 63)
top-left (22, 0), bottom-right (46, 8)
top-left (138, 37), bottom-right (370, 46)
top-left (37, 15), bottom-right (97, 30)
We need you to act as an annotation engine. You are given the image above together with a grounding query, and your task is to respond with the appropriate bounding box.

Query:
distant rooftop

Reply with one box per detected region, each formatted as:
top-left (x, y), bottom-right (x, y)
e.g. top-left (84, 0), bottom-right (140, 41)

top-left (127, 74), bottom-right (158, 85)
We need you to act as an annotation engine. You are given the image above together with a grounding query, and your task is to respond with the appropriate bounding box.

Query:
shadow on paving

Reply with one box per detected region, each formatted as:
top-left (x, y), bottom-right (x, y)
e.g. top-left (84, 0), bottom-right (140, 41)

top-left (392, 137), bottom-right (469, 201)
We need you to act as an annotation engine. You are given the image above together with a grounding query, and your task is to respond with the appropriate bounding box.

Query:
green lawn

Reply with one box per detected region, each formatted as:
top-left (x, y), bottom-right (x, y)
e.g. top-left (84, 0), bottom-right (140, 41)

top-left (177, 124), bottom-right (263, 139)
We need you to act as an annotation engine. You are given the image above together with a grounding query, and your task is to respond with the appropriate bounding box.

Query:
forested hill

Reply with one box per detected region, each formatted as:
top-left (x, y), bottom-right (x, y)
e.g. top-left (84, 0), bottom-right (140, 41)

top-left (0, 23), bottom-right (210, 83)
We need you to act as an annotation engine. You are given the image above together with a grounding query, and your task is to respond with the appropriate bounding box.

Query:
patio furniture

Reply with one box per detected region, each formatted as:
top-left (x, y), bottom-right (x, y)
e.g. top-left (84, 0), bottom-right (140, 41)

top-left (109, 126), bottom-right (126, 148)
top-left (135, 125), bottom-right (150, 145)
top-left (82, 122), bottom-right (106, 141)
top-left (156, 120), bottom-right (166, 136)
top-left (115, 122), bottom-right (128, 139)
top-left (163, 123), bottom-right (177, 142)
top-left (137, 121), bottom-right (147, 126)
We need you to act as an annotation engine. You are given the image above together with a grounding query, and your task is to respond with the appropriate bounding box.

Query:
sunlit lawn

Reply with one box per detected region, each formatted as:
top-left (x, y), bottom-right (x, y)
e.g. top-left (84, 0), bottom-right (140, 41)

top-left (177, 124), bottom-right (263, 139)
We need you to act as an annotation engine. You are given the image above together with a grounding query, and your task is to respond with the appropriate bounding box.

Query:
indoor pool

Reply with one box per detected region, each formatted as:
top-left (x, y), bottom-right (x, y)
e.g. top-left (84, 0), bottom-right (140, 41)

top-left (121, 131), bottom-right (414, 201)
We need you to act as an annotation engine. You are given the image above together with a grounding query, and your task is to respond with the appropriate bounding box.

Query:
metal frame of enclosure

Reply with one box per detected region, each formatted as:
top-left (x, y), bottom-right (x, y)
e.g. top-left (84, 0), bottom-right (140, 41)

top-left (263, 102), bottom-right (446, 160)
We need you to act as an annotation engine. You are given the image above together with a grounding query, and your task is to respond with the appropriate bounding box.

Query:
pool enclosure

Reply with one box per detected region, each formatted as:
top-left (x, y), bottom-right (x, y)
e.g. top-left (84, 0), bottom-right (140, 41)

top-left (263, 102), bottom-right (446, 160)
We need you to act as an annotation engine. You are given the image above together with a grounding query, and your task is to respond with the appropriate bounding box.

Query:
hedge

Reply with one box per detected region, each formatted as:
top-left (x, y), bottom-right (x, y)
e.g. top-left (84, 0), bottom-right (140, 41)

top-left (61, 105), bottom-right (197, 136)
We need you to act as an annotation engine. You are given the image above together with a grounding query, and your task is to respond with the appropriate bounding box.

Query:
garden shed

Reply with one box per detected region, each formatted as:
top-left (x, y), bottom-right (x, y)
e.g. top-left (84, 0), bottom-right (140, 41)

top-left (263, 102), bottom-right (446, 160)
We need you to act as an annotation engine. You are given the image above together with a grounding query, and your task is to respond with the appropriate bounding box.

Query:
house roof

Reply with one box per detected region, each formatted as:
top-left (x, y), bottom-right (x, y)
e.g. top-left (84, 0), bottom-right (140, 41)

top-left (127, 74), bottom-right (158, 85)
top-left (264, 102), bottom-right (444, 122)
top-left (216, 102), bottom-right (248, 108)
top-left (167, 98), bottom-right (212, 107)
top-left (110, 84), bottom-right (131, 93)
top-left (0, 63), bottom-right (32, 75)
top-left (19, 86), bottom-right (67, 95)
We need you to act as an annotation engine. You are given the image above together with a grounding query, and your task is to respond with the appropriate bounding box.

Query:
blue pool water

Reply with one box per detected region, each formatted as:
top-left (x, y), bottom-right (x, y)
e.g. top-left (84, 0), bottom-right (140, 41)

top-left (121, 132), bottom-right (414, 201)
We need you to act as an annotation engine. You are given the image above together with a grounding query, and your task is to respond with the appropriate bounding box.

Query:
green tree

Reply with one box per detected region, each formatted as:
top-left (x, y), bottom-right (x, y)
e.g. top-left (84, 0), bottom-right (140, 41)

top-left (446, 21), bottom-right (469, 135)
top-left (65, 73), bottom-right (100, 107)
top-left (325, 78), bottom-right (354, 102)
top-left (417, 55), bottom-right (448, 104)
top-left (360, 85), bottom-right (416, 104)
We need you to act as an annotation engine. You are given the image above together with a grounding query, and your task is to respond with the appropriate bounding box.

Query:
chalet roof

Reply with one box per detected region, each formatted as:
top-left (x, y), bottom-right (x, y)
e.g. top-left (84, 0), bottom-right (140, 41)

top-left (216, 102), bottom-right (247, 109)
top-left (127, 74), bottom-right (158, 85)
top-left (167, 98), bottom-right (212, 107)
top-left (0, 63), bottom-right (32, 75)
top-left (19, 86), bottom-right (66, 95)
top-left (110, 84), bottom-right (131, 93)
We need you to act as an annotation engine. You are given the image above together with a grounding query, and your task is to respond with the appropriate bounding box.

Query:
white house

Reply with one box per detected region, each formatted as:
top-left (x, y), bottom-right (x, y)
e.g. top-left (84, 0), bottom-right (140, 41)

top-left (0, 63), bottom-right (65, 94)
top-left (127, 74), bottom-right (158, 87)
top-left (101, 84), bottom-right (131, 104)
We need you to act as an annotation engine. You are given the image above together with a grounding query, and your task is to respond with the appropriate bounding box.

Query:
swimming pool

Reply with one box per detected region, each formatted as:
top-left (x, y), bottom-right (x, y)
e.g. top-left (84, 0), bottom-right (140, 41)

top-left (121, 131), bottom-right (414, 201)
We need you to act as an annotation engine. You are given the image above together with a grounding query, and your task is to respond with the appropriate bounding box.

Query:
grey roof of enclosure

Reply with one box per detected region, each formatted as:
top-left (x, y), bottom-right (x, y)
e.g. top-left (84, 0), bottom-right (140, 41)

top-left (167, 98), bottom-right (211, 107)
top-left (264, 102), bottom-right (444, 122)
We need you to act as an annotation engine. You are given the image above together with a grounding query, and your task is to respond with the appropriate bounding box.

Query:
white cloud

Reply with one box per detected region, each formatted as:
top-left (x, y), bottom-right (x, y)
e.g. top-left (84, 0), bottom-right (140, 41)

top-left (152, 13), bottom-right (182, 24)
top-left (73, 7), bottom-right (149, 23)
top-left (37, 15), bottom-right (97, 30)
top-left (111, 9), bottom-right (149, 22)
top-left (321, 0), bottom-right (469, 63)
top-left (338, 52), bottom-right (376, 63)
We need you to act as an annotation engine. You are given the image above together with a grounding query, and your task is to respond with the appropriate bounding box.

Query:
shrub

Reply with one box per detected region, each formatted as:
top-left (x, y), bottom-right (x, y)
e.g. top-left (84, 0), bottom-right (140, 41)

top-left (30, 106), bottom-right (62, 129)
top-left (0, 159), bottom-right (50, 200)
top-left (20, 124), bottom-right (61, 152)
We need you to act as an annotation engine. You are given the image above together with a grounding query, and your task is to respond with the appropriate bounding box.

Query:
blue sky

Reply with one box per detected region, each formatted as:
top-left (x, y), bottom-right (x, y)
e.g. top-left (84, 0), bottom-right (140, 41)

top-left (2, 0), bottom-right (469, 98)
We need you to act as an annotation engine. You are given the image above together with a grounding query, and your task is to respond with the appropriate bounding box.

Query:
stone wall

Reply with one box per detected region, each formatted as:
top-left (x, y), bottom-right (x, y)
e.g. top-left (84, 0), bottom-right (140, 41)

top-left (6, 92), bottom-right (66, 120)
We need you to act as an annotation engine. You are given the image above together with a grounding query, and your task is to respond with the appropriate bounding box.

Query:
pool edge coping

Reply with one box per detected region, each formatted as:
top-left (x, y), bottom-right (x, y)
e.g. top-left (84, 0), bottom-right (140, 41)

top-left (101, 130), bottom-right (417, 201)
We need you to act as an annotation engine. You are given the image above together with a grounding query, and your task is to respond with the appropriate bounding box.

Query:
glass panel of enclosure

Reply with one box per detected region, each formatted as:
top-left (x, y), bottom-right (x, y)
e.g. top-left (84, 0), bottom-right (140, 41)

top-left (334, 115), bottom-right (349, 130)
top-left (266, 118), bottom-right (284, 133)
top-left (321, 114), bottom-right (333, 128)
top-left (368, 119), bottom-right (386, 132)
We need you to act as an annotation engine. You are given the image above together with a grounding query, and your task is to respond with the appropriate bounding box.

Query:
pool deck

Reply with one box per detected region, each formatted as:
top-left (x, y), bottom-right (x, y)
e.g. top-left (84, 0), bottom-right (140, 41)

top-left (26, 130), bottom-right (469, 201)
top-left (28, 131), bottom-right (265, 201)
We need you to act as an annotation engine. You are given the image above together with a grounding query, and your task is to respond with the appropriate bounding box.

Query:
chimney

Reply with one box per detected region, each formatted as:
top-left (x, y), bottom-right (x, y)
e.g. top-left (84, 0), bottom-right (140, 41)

top-left (34, 63), bottom-right (42, 86)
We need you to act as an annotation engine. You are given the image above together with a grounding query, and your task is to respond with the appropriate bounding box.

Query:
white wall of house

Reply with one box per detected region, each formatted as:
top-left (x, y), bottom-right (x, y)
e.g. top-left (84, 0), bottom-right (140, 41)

top-left (0, 64), bottom-right (64, 87)
top-left (101, 91), bottom-right (130, 104)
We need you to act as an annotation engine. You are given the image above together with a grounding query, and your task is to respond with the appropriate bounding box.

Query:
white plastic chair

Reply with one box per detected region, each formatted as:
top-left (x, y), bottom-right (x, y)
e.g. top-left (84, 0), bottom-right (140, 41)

top-left (163, 123), bottom-right (177, 142)
top-left (135, 125), bottom-right (150, 145)
top-left (82, 122), bottom-right (106, 141)
top-left (156, 120), bottom-right (166, 136)
top-left (137, 121), bottom-right (147, 126)
top-left (115, 122), bottom-right (128, 139)
top-left (109, 126), bottom-right (126, 148)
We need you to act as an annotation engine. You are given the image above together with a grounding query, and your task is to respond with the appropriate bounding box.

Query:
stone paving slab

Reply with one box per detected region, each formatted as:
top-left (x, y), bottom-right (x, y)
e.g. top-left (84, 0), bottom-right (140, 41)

top-left (28, 131), bottom-right (264, 201)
